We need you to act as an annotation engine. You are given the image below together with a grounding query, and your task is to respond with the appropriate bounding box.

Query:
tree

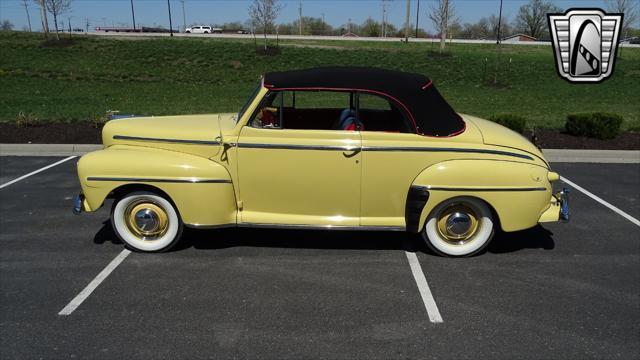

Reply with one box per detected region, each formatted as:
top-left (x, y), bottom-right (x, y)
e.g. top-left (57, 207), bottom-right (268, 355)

top-left (44, 0), bottom-right (72, 40)
top-left (428, 0), bottom-right (458, 51)
top-left (33, 0), bottom-right (49, 38)
top-left (514, 0), bottom-right (560, 39)
top-left (1, 20), bottom-right (14, 31)
top-left (606, 0), bottom-right (639, 38)
top-left (488, 14), bottom-right (510, 40)
top-left (360, 17), bottom-right (381, 37)
top-left (248, 0), bottom-right (282, 50)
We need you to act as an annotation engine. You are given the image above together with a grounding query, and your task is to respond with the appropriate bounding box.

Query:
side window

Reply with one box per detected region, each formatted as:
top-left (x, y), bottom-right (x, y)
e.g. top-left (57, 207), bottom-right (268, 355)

top-left (358, 93), bottom-right (413, 133)
top-left (359, 93), bottom-right (392, 111)
top-left (250, 90), bottom-right (353, 131)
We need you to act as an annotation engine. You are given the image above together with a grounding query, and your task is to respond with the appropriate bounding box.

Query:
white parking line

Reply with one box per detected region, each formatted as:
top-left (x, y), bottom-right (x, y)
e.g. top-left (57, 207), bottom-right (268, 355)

top-left (405, 251), bottom-right (443, 323)
top-left (58, 249), bottom-right (131, 316)
top-left (561, 176), bottom-right (640, 227)
top-left (0, 156), bottom-right (77, 190)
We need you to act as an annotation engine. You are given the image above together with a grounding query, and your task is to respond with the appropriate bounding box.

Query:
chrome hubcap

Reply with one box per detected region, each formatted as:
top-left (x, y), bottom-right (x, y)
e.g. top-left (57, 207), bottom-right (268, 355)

top-left (124, 200), bottom-right (169, 241)
top-left (134, 209), bottom-right (160, 233)
top-left (445, 212), bottom-right (472, 236)
top-left (436, 203), bottom-right (480, 245)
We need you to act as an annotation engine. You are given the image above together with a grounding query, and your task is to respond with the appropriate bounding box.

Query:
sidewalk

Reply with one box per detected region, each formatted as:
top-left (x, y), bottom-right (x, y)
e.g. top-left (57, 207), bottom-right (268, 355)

top-left (1, 143), bottom-right (639, 163)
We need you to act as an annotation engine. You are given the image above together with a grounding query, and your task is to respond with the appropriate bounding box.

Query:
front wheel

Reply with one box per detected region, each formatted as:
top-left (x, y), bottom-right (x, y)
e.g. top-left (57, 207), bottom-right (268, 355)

top-left (422, 197), bottom-right (494, 257)
top-left (111, 191), bottom-right (183, 252)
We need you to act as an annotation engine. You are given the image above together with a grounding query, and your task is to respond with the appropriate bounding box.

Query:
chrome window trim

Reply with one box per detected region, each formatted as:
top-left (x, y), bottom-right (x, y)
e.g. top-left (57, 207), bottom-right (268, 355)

top-left (113, 135), bottom-right (220, 146)
top-left (426, 186), bottom-right (547, 192)
top-left (86, 177), bottom-right (231, 184)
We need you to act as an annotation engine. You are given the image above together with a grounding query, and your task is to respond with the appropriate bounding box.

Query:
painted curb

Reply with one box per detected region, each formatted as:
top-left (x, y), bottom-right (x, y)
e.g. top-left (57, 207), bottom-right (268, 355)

top-left (0, 144), bottom-right (638, 163)
top-left (0, 144), bottom-right (102, 157)
top-left (542, 149), bottom-right (640, 163)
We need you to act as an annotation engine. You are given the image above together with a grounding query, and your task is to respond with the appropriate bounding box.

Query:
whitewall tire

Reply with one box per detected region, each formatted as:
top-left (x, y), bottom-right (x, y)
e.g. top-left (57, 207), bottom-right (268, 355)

top-left (111, 191), bottom-right (183, 252)
top-left (422, 197), bottom-right (494, 257)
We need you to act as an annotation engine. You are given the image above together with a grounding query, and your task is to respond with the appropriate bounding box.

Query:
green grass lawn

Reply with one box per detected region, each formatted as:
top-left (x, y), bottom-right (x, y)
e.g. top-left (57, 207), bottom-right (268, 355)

top-left (1, 31), bottom-right (638, 129)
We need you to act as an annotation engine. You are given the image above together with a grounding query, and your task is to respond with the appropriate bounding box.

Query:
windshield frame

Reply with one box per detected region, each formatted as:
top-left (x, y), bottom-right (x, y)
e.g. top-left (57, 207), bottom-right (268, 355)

top-left (237, 83), bottom-right (262, 123)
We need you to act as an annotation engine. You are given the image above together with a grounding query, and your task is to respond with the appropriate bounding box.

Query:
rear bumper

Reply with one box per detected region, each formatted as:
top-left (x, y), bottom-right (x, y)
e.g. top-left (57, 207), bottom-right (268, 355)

top-left (539, 188), bottom-right (570, 223)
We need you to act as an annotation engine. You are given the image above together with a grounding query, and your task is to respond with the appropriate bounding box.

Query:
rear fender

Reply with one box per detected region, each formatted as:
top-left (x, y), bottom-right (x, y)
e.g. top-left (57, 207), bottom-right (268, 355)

top-left (410, 159), bottom-right (552, 232)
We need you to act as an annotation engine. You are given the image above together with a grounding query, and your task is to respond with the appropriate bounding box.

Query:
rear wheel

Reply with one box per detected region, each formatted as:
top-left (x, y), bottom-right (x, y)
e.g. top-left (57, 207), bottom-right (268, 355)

top-left (111, 191), bottom-right (183, 252)
top-left (422, 197), bottom-right (494, 257)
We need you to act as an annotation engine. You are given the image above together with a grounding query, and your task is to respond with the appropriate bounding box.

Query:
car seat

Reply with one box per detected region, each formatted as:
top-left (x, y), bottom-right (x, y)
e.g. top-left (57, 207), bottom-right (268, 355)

top-left (336, 108), bottom-right (364, 131)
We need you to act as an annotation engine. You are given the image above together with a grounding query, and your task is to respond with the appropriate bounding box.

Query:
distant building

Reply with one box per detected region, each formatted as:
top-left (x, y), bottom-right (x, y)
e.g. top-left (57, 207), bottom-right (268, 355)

top-left (502, 34), bottom-right (538, 43)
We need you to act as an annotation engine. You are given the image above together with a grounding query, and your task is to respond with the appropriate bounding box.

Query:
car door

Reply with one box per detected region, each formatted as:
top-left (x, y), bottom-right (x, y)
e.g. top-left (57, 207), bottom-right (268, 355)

top-left (358, 92), bottom-right (433, 228)
top-left (237, 90), bottom-right (362, 227)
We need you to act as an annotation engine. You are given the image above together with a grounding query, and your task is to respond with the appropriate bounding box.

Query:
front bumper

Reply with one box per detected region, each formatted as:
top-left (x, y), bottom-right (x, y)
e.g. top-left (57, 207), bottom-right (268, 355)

top-left (72, 192), bottom-right (85, 215)
top-left (539, 187), bottom-right (570, 223)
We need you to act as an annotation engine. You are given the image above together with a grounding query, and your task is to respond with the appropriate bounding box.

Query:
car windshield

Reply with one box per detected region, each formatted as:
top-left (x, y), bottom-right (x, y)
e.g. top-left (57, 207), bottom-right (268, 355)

top-left (237, 83), bottom-right (261, 123)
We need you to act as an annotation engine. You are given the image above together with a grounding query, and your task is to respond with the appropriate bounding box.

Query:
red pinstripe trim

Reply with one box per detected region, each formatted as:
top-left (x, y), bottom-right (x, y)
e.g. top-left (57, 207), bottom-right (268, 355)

top-left (421, 80), bottom-right (433, 89)
top-left (263, 85), bottom-right (465, 138)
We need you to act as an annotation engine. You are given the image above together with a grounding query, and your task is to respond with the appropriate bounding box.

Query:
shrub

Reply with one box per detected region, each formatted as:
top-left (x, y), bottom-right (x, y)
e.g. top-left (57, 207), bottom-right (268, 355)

top-left (15, 111), bottom-right (37, 127)
top-left (565, 112), bottom-right (623, 140)
top-left (489, 114), bottom-right (527, 133)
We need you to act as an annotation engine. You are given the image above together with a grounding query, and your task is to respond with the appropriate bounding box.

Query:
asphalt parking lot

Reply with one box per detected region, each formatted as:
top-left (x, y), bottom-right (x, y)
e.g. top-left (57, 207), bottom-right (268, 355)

top-left (1, 156), bottom-right (638, 359)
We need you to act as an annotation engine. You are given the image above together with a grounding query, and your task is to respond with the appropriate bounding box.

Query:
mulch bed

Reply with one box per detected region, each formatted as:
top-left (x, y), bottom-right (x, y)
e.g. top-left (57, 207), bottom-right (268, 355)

top-left (0, 123), bottom-right (638, 150)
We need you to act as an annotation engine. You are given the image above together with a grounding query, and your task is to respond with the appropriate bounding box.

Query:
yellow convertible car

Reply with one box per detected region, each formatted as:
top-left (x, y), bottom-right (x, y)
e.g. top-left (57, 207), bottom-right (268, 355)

top-left (74, 67), bottom-right (568, 256)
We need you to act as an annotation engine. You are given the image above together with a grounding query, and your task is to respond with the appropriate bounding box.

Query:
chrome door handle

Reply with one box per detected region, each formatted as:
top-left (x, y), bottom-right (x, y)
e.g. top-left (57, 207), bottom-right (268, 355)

top-left (342, 148), bottom-right (361, 158)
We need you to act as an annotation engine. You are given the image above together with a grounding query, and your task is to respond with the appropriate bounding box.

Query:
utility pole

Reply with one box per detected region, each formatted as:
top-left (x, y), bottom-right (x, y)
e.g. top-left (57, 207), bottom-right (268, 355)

top-left (38, 0), bottom-right (49, 38)
top-left (381, 1), bottom-right (386, 37)
top-left (415, 0), bottom-right (420, 38)
top-left (68, 17), bottom-right (71, 34)
top-left (496, 0), bottom-right (503, 44)
top-left (85, 17), bottom-right (90, 33)
top-left (181, 0), bottom-right (186, 33)
top-left (494, 0), bottom-right (504, 84)
top-left (404, 0), bottom-right (410, 42)
top-left (298, 0), bottom-right (303, 35)
top-left (167, 0), bottom-right (174, 37)
top-left (130, 0), bottom-right (137, 30)
top-left (23, 0), bottom-right (32, 32)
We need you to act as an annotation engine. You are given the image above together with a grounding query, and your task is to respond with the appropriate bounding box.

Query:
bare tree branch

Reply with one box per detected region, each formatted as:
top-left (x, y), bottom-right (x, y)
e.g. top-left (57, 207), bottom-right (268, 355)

top-left (606, 0), bottom-right (639, 37)
top-left (428, 0), bottom-right (458, 51)
top-left (248, 0), bottom-right (282, 50)
top-left (42, 0), bottom-right (72, 40)
top-left (514, 0), bottom-right (561, 39)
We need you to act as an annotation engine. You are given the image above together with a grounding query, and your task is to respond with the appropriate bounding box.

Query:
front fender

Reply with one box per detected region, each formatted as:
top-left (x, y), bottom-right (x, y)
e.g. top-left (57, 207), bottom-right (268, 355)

top-left (77, 145), bottom-right (237, 226)
top-left (411, 159), bottom-right (552, 232)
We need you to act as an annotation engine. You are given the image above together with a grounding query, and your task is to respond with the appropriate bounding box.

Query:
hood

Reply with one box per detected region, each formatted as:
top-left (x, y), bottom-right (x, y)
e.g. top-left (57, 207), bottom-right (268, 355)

top-left (461, 114), bottom-right (546, 164)
top-left (102, 113), bottom-right (237, 157)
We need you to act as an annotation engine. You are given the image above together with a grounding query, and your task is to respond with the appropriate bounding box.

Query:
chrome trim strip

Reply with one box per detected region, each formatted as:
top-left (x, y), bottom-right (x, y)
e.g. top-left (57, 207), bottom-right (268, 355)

top-left (362, 146), bottom-right (534, 160)
top-left (238, 143), bottom-right (358, 151)
top-left (86, 177), bottom-right (231, 184)
top-left (238, 223), bottom-right (406, 231)
top-left (237, 143), bottom-right (532, 160)
top-left (185, 223), bottom-right (236, 229)
top-left (427, 186), bottom-right (547, 192)
top-left (113, 135), bottom-right (220, 145)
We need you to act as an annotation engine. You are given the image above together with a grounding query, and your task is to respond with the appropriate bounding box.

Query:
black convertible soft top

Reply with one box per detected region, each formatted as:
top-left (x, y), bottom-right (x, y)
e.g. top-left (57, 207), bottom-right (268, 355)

top-left (263, 66), bottom-right (465, 137)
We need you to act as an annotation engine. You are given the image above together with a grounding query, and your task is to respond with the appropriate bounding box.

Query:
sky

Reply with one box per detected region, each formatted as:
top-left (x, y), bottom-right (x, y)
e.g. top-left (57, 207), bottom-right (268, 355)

top-left (0, 0), bottom-right (616, 33)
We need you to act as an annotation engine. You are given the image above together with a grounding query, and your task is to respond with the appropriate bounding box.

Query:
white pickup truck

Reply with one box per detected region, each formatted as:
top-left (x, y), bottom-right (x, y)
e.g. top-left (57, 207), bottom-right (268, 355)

top-left (184, 26), bottom-right (222, 34)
